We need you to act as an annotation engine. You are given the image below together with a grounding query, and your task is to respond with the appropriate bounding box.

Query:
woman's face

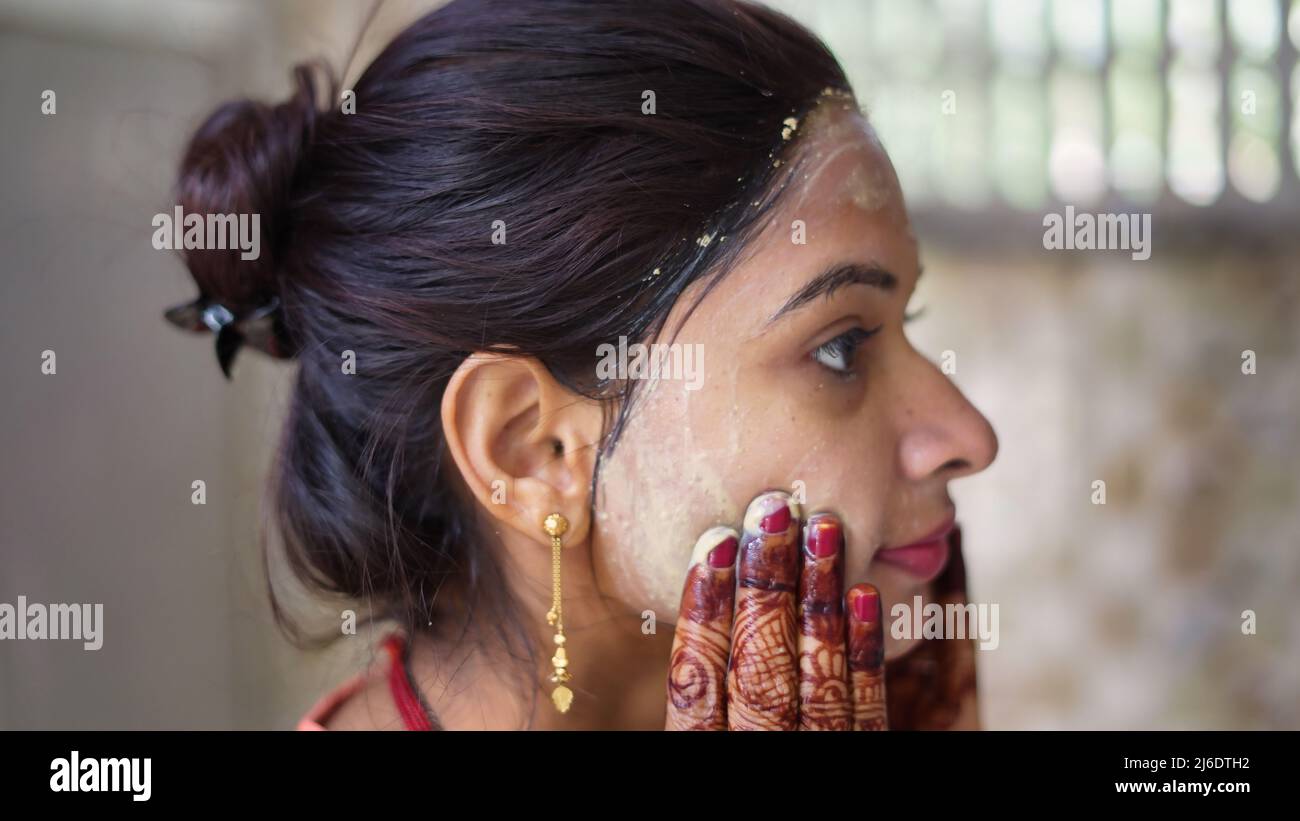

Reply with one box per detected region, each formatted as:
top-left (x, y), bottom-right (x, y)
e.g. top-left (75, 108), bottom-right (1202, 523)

top-left (592, 100), bottom-right (998, 659)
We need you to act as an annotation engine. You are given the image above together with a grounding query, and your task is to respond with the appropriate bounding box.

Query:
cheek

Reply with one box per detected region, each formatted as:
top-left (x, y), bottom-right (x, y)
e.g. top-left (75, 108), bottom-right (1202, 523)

top-left (594, 372), bottom-right (900, 624)
top-left (793, 426), bottom-right (891, 580)
top-left (591, 327), bottom-right (918, 645)
top-left (593, 363), bottom-right (822, 620)
top-left (782, 408), bottom-right (930, 661)
top-left (592, 373), bottom-right (741, 618)
top-left (804, 402), bottom-right (927, 660)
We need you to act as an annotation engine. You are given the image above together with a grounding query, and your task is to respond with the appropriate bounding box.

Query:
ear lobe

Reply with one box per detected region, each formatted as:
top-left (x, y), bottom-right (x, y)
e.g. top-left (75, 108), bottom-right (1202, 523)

top-left (441, 353), bottom-right (602, 546)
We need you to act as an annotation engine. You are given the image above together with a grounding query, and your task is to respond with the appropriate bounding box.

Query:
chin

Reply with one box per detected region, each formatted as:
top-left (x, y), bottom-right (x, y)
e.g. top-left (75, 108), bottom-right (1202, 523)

top-left (872, 568), bottom-right (937, 662)
top-left (884, 633), bottom-right (925, 662)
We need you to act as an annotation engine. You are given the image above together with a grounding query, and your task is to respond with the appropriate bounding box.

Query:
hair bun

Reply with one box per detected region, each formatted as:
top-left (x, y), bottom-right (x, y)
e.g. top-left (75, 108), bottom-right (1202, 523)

top-left (174, 62), bottom-right (333, 321)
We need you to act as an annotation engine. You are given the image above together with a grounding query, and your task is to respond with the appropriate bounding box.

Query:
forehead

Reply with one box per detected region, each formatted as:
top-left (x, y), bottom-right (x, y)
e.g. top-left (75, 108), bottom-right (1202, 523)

top-left (677, 101), bottom-right (918, 331)
top-left (785, 102), bottom-right (906, 224)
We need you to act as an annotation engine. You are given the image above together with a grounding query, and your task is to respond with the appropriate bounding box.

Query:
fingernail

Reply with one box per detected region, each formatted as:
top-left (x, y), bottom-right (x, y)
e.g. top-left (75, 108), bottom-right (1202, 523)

top-left (708, 536), bottom-right (738, 568)
top-left (744, 492), bottom-right (793, 535)
top-left (805, 517), bottom-right (841, 558)
top-left (690, 526), bottom-right (739, 570)
top-left (852, 586), bottom-right (880, 622)
top-left (762, 505), bottom-right (790, 534)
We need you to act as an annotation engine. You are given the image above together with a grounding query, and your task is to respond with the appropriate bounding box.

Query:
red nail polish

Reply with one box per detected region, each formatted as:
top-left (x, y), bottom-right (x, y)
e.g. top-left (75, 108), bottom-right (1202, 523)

top-left (760, 503), bottom-right (791, 534)
top-left (852, 587), bottom-right (879, 622)
top-left (806, 519), bottom-right (841, 558)
top-left (707, 536), bottom-right (738, 568)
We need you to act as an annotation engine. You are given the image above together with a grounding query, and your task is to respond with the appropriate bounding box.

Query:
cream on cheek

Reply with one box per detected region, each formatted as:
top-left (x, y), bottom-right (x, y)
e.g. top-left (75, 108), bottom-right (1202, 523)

top-left (593, 354), bottom-right (743, 617)
top-left (592, 284), bottom-right (885, 620)
top-left (594, 254), bottom-right (830, 615)
top-left (592, 332), bottom-right (900, 628)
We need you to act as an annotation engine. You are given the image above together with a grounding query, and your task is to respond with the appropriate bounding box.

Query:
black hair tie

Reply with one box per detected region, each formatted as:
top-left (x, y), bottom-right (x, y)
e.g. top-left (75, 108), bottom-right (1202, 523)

top-left (163, 295), bottom-right (289, 379)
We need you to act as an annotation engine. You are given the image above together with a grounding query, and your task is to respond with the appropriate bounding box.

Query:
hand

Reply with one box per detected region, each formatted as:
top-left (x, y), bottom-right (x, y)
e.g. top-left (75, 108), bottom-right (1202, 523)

top-left (664, 490), bottom-right (887, 730)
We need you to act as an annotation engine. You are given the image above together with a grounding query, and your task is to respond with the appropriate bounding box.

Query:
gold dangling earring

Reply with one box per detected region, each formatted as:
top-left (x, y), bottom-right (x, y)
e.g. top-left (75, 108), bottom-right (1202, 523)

top-left (542, 512), bottom-right (573, 713)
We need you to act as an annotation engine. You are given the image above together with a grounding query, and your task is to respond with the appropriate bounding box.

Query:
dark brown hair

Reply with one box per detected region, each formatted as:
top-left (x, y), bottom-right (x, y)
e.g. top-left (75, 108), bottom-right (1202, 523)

top-left (172, 0), bottom-right (850, 662)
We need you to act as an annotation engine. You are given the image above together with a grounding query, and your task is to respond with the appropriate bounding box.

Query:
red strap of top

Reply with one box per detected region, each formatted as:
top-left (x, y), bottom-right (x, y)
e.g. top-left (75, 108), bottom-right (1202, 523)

top-left (381, 633), bottom-right (435, 731)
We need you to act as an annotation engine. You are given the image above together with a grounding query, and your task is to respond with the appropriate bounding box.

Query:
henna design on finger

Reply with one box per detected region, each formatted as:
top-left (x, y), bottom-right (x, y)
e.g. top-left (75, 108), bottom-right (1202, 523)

top-left (668, 623), bottom-right (731, 729)
top-left (798, 514), bottom-right (851, 730)
top-left (727, 493), bottom-right (800, 731)
top-left (847, 584), bottom-right (888, 731)
top-left (665, 528), bottom-right (737, 731)
top-left (728, 588), bottom-right (799, 729)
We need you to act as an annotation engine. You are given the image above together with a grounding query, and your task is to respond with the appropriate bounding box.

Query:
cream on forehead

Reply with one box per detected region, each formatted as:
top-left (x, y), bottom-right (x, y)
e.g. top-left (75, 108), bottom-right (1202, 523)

top-left (686, 108), bottom-right (906, 326)
top-left (780, 101), bottom-right (899, 217)
top-left (635, 117), bottom-right (900, 359)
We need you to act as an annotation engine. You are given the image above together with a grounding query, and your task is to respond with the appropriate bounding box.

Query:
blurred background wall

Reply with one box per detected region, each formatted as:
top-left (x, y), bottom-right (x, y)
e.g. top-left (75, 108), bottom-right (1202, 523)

top-left (0, 0), bottom-right (1296, 729)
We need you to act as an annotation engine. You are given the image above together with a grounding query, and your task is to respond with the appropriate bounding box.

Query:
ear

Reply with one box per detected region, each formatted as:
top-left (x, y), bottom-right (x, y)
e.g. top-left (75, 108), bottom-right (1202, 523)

top-left (441, 353), bottom-right (603, 546)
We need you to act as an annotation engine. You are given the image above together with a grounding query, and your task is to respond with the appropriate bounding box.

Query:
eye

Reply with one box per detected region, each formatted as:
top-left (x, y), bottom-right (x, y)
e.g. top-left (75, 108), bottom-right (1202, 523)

top-left (811, 325), bottom-right (881, 375)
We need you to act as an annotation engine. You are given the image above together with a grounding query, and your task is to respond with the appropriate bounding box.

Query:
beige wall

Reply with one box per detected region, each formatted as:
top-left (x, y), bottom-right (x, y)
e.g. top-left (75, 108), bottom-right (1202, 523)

top-left (909, 243), bottom-right (1300, 729)
top-left (0, 0), bottom-right (375, 729)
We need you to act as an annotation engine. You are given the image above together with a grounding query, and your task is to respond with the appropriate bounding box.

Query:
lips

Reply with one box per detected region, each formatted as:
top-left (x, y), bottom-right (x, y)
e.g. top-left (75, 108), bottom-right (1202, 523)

top-left (873, 512), bottom-right (956, 582)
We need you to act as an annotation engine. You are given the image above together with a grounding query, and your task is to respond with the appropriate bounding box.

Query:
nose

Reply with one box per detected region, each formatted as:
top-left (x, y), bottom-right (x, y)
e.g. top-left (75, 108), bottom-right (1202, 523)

top-left (894, 352), bottom-right (998, 483)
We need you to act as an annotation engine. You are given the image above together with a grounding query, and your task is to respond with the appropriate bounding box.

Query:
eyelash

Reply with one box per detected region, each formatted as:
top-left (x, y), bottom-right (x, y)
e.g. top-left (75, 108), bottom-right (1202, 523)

top-left (809, 306), bottom-right (925, 377)
top-left (811, 325), bottom-right (882, 375)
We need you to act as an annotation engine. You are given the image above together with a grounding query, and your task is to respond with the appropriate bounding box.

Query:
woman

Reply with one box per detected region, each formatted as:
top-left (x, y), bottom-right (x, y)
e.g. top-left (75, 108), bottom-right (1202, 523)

top-left (165, 0), bottom-right (998, 730)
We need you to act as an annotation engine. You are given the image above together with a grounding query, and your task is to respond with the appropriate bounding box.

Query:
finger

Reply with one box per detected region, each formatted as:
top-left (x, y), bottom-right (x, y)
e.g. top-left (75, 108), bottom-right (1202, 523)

top-left (846, 583), bottom-right (888, 730)
top-left (665, 526), bottom-right (739, 730)
top-left (727, 490), bottom-right (801, 730)
top-left (797, 512), bottom-right (851, 730)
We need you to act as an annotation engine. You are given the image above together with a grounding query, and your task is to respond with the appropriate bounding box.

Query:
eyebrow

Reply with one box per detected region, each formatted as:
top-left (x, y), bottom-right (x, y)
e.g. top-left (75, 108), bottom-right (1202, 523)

top-left (765, 262), bottom-right (899, 326)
